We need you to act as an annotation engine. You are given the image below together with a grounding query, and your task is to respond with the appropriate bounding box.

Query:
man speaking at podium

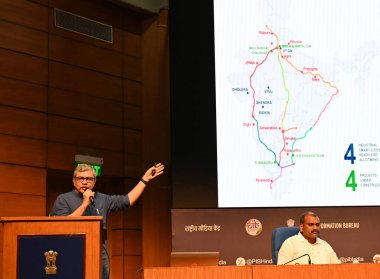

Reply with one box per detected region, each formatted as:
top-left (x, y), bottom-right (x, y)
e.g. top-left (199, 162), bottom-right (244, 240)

top-left (51, 163), bottom-right (164, 279)
top-left (277, 211), bottom-right (341, 265)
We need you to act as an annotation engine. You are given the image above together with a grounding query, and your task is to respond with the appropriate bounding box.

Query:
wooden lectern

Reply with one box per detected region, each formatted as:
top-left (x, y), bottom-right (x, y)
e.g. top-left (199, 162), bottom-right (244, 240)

top-left (1, 216), bottom-right (103, 279)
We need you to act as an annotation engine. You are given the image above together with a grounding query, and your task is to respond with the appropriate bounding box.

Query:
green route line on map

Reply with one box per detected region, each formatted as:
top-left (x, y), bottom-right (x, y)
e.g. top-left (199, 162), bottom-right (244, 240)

top-left (253, 116), bottom-right (279, 166)
top-left (290, 127), bottom-right (313, 164)
top-left (276, 44), bottom-right (291, 129)
top-left (275, 44), bottom-right (292, 165)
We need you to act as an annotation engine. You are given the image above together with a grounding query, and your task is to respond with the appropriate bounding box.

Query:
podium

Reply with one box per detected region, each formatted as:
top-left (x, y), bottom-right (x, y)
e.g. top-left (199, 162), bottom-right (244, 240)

top-left (1, 216), bottom-right (103, 279)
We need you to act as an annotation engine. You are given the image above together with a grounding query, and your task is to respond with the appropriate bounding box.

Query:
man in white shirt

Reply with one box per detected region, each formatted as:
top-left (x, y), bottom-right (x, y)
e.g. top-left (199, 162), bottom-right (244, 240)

top-left (277, 211), bottom-right (341, 265)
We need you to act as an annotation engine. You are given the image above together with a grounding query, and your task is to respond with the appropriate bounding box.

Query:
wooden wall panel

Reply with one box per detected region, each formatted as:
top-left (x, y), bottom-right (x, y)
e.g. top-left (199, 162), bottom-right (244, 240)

top-left (142, 187), bottom-right (171, 267)
top-left (0, 247), bottom-right (2, 268)
top-left (124, 32), bottom-right (141, 57)
top-left (45, 170), bottom-right (72, 214)
top-left (109, 203), bottom-right (142, 229)
top-left (123, 203), bottom-right (142, 229)
top-left (124, 153), bottom-right (142, 179)
top-left (98, 179), bottom-right (133, 199)
top-left (109, 211), bottom-right (123, 228)
top-left (124, 104), bottom-right (142, 130)
top-left (49, 35), bottom-right (123, 76)
top-left (124, 79), bottom-right (142, 106)
top-left (0, 106), bottom-right (46, 139)
top-left (49, 62), bottom-right (123, 101)
top-left (124, 129), bottom-right (142, 155)
top-left (0, 164), bottom-right (46, 195)
top-left (110, 28), bottom-right (124, 52)
top-left (0, 2), bottom-right (48, 275)
top-left (46, 142), bottom-right (77, 171)
top-left (124, 230), bottom-right (142, 255)
top-left (48, 116), bottom-right (123, 151)
top-left (30, 0), bottom-right (48, 5)
top-left (95, 150), bottom-right (124, 177)
top-left (49, 88), bottom-right (123, 126)
top-left (91, 173), bottom-right (124, 196)
top-left (110, 255), bottom-right (123, 279)
top-left (0, 193), bottom-right (46, 216)
top-left (0, 20), bottom-right (48, 57)
top-left (0, 0), bottom-right (48, 31)
top-left (141, 9), bottom-right (170, 265)
top-left (124, 255), bottom-right (142, 279)
top-left (111, 230), bottom-right (124, 256)
top-left (0, 134), bottom-right (46, 167)
top-left (0, 77), bottom-right (47, 112)
top-left (0, 49), bottom-right (48, 85)
top-left (124, 178), bottom-right (142, 193)
top-left (0, 226), bottom-right (3, 253)
top-left (0, 252), bottom-right (2, 277)
top-left (123, 55), bottom-right (142, 81)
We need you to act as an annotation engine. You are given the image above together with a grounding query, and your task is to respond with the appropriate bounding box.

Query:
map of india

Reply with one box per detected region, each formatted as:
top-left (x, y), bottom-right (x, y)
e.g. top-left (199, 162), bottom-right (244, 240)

top-left (250, 25), bottom-right (339, 188)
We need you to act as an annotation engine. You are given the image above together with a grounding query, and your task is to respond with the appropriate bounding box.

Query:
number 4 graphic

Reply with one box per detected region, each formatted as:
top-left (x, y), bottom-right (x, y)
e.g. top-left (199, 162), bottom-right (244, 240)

top-left (345, 170), bottom-right (357, 191)
top-left (344, 143), bottom-right (356, 164)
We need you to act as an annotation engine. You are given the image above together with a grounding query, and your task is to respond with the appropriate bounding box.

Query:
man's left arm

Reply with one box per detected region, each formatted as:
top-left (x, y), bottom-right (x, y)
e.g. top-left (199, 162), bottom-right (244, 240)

top-left (325, 242), bottom-right (341, 264)
top-left (329, 249), bottom-right (341, 264)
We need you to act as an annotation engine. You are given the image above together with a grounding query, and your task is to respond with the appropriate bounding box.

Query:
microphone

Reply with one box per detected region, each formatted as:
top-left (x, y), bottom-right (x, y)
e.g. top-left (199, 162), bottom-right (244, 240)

top-left (89, 196), bottom-right (100, 215)
top-left (282, 254), bottom-right (311, 265)
top-left (89, 196), bottom-right (95, 206)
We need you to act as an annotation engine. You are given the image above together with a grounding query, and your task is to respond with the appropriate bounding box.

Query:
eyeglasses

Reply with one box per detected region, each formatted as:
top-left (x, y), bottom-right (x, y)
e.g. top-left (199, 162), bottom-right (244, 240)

top-left (75, 176), bottom-right (95, 183)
